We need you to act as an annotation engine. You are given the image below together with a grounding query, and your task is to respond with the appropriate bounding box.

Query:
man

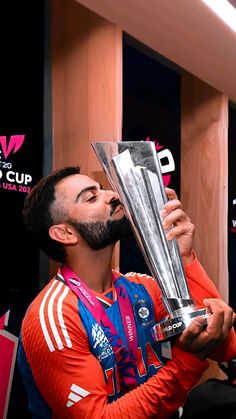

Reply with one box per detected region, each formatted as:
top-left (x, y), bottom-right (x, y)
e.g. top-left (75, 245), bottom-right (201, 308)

top-left (18, 166), bottom-right (236, 418)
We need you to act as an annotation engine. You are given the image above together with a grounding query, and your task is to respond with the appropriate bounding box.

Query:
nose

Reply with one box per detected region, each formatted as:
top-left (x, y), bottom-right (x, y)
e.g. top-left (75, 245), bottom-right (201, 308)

top-left (103, 189), bottom-right (119, 204)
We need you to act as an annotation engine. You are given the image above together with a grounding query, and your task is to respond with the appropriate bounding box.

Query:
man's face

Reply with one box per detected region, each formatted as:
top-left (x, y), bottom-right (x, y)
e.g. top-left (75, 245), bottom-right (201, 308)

top-left (53, 174), bottom-right (130, 249)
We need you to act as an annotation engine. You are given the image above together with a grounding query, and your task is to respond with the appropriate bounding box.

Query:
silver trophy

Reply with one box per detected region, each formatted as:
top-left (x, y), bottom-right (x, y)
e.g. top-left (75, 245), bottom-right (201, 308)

top-left (92, 141), bottom-right (209, 341)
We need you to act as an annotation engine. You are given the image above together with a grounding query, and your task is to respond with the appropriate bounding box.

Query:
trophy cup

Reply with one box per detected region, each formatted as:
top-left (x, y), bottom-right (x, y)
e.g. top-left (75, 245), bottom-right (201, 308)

top-left (92, 141), bottom-right (209, 341)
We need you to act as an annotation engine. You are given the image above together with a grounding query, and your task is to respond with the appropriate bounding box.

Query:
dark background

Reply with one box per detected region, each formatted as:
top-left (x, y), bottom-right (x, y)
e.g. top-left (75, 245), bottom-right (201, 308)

top-left (0, 0), bottom-right (44, 318)
top-left (0, 1), bottom-right (45, 417)
top-left (1, 10), bottom-right (235, 418)
top-left (228, 102), bottom-right (236, 313)
top-left (121, 36), bottom-right (181, 275)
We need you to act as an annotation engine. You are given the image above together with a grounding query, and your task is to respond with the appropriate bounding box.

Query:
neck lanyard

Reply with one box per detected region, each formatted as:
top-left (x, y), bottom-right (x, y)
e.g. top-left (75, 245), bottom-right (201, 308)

top-left (61, 265), bottom-right (138, 392)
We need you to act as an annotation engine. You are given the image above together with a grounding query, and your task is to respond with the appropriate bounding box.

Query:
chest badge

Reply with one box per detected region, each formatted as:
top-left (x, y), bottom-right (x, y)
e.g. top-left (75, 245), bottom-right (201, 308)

top-left (134, 299), bottom-right (153, 326)
top-left (138, 306), bottom-right (150, 319)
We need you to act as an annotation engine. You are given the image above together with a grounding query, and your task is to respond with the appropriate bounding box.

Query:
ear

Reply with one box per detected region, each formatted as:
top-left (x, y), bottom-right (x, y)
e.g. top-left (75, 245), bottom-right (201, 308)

top-left (49, 224), bottom-right (78, 245)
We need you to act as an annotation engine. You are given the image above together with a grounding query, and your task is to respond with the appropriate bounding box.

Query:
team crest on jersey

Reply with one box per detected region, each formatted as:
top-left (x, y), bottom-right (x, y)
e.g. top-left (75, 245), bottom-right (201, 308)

top-left (91, 323), bottom-right (113, 361)
top-left (134, 299), bottom-right (152, 326)
top-left (138, 306), bottom-right (149, 319)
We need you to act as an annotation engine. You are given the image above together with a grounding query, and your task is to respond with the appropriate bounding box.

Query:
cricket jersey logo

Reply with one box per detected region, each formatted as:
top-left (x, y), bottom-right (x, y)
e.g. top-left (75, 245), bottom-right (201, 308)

top-left (91, 323), bottom-right (113, 361)
top-left (134, 299), bottom-right (153, 326)
top-left (66, 384), bottom-right (90, 408)
top-left (138, 306), bottom-right (149, 319)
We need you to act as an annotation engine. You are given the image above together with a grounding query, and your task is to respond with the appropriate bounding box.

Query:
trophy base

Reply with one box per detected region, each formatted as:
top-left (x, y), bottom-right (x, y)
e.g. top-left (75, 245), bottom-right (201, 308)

top-left (152, 306), bottom-right (210, 342)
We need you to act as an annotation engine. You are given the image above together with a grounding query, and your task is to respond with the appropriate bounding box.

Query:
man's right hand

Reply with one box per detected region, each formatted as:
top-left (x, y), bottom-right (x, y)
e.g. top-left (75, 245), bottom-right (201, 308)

top-left (176, 298), bottom-right (236, 360)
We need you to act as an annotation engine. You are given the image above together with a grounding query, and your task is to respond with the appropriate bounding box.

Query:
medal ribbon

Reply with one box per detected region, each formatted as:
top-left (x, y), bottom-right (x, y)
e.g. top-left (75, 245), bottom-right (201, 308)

top-left (61, 265), bottom-right (138, 392)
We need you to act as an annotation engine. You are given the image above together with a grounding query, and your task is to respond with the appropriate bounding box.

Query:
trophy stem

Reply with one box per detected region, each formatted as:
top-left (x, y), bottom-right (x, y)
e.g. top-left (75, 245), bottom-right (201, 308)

top-left (141, 167), bottom-right (183, 298)
top-left (92, 140), bottom-right (209, 341)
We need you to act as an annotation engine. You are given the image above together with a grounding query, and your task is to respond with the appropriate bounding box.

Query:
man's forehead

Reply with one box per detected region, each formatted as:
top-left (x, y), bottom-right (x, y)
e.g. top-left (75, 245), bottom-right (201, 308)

top-left (56, 174), bottom-right (99, 194)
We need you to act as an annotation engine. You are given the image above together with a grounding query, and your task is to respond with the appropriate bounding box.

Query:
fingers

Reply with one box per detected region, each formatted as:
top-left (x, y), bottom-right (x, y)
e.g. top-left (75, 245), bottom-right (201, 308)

top-left (161, 202), bottom-right (185, 225)
top-left (162, 198), bottom-right (182, 216)
top-left (162, 206), bottom-right (189, 228)
top-left (176, 299), bottom-right (236, 360)
top-left (204, 298), bottom-right (235, 340)
top-left (165, 187), bottom-right (178, 201)
top-left (177, 316), bottom-right (207, 348)
top-left (162, 189), bottom-right (186, 226)
top-left (162, 207), bottom-right (183, 224)
top-left (165, 222), bottom-right (195, 241)
top-left (163, 187), bottom-right (195, 259)
top-left (161, 202), bottom-right (194, 238)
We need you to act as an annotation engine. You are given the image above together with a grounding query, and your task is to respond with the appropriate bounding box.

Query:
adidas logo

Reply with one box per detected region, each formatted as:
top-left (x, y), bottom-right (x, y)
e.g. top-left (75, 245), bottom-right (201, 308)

top-left (66, 384), bottom-right (90, 408)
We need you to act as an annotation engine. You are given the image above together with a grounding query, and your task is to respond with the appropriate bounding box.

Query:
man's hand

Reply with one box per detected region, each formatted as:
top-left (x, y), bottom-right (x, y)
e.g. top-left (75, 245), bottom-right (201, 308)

top-left (162, 188), bottom-right (195, 264)
top-left (176, 298), bottom-right (236, 360)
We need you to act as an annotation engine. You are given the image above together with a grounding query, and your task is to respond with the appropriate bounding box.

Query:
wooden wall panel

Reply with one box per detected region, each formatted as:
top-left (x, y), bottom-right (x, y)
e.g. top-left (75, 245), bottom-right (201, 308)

top-left (181, 73), bottom-right (228, 301)
top-left (181, 73), bottom-right (229, 381)
top-left (51, 0), bottom-right (122, 182)
top-left (51, 0), bottom-right (122, 270)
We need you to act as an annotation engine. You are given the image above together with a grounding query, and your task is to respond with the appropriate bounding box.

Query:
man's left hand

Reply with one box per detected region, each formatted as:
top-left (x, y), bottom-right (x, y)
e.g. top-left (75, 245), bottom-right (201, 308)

top-left (176, 298), bottom-right (236, 359)
top-left (162, 188), bottom-right (195, 264)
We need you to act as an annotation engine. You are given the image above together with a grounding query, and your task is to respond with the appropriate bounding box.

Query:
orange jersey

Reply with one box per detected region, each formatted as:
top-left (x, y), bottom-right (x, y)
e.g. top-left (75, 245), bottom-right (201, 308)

top-left (18, 258), bottom-right (236, 418)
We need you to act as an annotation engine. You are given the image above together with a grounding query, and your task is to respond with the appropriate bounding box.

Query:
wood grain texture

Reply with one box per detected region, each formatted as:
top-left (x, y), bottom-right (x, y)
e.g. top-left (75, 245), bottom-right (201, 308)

top-left (51, 0), bottom-right (122, 271)
top-left (181, 72), bottom-right (228, 301)
top-left (51, 0), bottom-right (122, 176)
top-left (77, 0), bottom-right (236, 103)
top-left (181, 73), bottom-right (229, 381)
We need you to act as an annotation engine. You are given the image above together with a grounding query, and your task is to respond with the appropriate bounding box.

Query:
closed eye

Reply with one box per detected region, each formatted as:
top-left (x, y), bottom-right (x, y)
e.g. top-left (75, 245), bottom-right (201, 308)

top-left (75, 184), bottom-right (101, 203)
top-left (87, 195), bottom-right (97, 202)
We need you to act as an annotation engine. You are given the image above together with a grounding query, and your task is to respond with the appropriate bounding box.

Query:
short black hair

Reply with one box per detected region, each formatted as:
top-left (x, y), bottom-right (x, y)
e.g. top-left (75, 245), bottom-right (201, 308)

top-left (23, 166), bottom-right (80, 263)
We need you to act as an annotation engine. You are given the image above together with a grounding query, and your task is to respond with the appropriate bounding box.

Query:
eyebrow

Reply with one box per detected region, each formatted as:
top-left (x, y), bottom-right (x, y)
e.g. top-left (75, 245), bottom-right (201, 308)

top-left (75, 184), bottom-right (102, 202)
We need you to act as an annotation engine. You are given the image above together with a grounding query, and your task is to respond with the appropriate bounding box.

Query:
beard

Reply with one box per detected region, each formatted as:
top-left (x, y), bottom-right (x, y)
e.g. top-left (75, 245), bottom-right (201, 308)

top-left (69, 216), bottom-right (131, 250)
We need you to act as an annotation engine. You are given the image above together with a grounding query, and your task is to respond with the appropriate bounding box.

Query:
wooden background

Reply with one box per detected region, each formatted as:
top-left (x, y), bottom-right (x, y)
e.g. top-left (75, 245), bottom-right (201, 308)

top-left (51, 0), bottom-right (229, 380)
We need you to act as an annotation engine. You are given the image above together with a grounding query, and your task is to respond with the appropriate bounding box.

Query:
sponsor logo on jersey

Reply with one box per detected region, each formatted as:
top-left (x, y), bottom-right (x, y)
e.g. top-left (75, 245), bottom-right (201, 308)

top-left (66, 384), bottom-right (90, 408)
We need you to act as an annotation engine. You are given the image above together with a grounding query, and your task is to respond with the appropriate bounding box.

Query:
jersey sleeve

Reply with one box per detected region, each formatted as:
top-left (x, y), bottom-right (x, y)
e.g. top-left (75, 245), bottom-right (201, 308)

top-left (21, 279), bottom-right (208, 419)
top-left (128, 255), bottom-right (236, 363)
top-left (184, 257), bottom-right (236, 361)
